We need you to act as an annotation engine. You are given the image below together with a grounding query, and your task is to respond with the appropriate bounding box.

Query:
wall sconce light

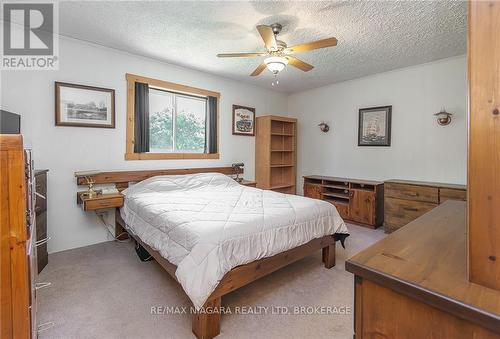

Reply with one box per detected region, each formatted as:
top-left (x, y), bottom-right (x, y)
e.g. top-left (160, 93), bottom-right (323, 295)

top-left (434, 108), bottom-right (452, 126)
top-left (318, 122), bottom-right (330, 133)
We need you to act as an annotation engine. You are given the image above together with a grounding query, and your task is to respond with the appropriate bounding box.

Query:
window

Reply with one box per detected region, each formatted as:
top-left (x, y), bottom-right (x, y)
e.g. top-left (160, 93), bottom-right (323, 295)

top-left (149, 89), bottom-right (207, 153)
top-left (125, 73), bottom-right (219, 160)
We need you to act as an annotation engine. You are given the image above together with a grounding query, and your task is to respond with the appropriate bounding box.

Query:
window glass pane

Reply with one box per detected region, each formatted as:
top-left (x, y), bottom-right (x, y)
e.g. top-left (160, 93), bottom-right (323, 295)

top-left (175, 95), bottom-right (206, 152)
top-left (149, 89), bottom-right (173, 151)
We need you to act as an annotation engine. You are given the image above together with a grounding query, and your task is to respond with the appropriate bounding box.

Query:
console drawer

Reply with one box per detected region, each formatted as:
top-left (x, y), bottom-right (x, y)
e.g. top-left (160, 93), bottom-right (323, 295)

top-left (440, 188), bottom-right (466, 202)
top-left (385, 182), bottom-right (438, 203)
top-left (384, 197), bottom-right (437, 229)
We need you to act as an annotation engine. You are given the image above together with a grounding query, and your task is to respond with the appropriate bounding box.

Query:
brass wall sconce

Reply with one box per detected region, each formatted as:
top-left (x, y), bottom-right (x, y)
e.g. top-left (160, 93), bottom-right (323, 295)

top-left (434, 109), bottom-right (453, 126)
top-left (318, 122), bottom-right (330, 132)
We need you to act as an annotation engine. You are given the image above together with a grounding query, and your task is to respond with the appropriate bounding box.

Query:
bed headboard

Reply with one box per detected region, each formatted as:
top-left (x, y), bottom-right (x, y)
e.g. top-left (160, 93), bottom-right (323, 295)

top-left (76, 166), bottom-right (242, 191)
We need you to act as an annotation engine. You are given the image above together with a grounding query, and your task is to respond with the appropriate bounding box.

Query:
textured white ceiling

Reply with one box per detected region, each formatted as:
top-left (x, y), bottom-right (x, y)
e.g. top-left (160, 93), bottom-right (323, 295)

top-left (57, 1), bottom-right (467, 93)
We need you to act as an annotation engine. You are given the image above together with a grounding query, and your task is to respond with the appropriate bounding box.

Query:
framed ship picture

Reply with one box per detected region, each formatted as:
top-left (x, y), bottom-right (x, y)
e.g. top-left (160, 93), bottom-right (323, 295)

top-left (358, 106), bottom-right (392, 146)
top-left (55, 82), bottom-right (115, 128)
top-left (232, 105), bottom-right (255, 136)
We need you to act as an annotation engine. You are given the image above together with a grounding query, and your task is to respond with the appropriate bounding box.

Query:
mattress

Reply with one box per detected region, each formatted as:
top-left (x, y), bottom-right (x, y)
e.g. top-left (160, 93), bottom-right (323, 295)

top-left (120, 173), bottom-right (349, 309)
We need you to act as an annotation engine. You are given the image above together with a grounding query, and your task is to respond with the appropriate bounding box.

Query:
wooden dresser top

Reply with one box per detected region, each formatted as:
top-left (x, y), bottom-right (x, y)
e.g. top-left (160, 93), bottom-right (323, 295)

top-left (304, 175), bottom-right (383, 186)
top-left (346, 201), bottom-right (500, 333)
top-left (385, 179), bottom-right (466, 190)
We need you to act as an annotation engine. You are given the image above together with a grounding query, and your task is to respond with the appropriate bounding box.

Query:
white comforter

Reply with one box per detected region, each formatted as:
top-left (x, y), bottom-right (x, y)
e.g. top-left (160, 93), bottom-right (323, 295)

top-left (120, 173), bottom-right (348, 309)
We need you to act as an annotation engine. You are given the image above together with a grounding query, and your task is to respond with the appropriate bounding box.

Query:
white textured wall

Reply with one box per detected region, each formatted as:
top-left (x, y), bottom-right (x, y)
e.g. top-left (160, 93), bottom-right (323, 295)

top-left (287, 56), bottom-right (467, 194)
top-left (0, 34), bottom-right (466, 253)
top-left (0, 36), bottom-right (288, 253)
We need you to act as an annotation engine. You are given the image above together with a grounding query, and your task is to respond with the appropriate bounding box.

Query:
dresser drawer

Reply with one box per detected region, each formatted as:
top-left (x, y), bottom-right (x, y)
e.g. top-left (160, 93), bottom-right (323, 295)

top-left (36, 211), bottom-right (47, 239)
top-left (385, 183), bottom-right (438, 203)
top-left (83, 196), bottom-right (124, 210)
top-left (36, 211), bottom-right (48, 273)
top-left (384, 197), bottom-right (437, 230)
top-left (440, 188), bottom-right (466, 202)
top-left (35, 173), bottom-right (47, 213)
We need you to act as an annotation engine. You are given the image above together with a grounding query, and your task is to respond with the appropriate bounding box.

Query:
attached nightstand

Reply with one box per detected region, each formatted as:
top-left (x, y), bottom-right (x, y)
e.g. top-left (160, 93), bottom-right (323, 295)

top-left (77, 192), bottom-right (124, 211)
top-left (77, 192), bottom-right (127, 240)
top-left (240, 180), bottom-right (257, 187)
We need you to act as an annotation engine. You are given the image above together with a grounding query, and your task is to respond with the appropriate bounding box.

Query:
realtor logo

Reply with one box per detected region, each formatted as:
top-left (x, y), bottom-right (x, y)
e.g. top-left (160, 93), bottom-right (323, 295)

top-left (1, 1), bottom-right (59, 70)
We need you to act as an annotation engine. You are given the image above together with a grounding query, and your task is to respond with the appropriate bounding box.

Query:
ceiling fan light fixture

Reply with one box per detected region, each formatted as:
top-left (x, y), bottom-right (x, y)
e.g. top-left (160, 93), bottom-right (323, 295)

top-left (264, 56), bottom-right (288, 74)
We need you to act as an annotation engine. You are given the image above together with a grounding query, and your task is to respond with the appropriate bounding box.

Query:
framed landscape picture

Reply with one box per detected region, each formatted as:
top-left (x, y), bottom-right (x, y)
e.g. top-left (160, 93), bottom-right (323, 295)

top-left (55, 82), bottom-right (115, 128)
top-left (232, 105), bottom-right (255, 136)
top-left (358, 106), bottom-right (392, 146)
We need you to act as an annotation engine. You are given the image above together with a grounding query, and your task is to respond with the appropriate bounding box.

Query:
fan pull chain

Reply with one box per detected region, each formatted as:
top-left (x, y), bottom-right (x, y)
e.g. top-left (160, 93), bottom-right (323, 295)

top-left (271, 74), bottom-right (280, 87)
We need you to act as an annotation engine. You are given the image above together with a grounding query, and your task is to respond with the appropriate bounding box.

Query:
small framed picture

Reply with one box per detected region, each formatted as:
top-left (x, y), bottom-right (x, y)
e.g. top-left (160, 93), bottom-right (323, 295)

top-left (232, 105), bottom-right (255, 136)
top-left (55, 82), bottom-right (115, 128)
top-left (358, 106), bottom-right (392, 146)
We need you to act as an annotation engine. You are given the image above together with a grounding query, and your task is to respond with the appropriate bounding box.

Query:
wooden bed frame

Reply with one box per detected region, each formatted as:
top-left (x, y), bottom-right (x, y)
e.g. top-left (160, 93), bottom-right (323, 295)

top-left (77, 167), bottom-right (337, 339)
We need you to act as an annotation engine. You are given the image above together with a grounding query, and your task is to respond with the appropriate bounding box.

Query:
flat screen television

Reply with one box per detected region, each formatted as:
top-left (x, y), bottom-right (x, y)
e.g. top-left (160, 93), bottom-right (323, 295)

top-left (0, 109), bottom-right (21, 134)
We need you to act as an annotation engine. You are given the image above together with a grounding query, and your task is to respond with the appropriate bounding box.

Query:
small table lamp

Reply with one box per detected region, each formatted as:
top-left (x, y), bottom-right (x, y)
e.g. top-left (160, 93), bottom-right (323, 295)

top-left (232, 163), bottom-right (244, 183)
top-left (74, 170), bottom-right (101, 198)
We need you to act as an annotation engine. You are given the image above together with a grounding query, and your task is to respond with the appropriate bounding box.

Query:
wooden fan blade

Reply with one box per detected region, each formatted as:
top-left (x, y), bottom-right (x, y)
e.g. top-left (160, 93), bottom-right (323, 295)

top-left (256, 25), bottom-right (278, 51)
top-left (250, 63), bottom-right (267, 76)
top-left (217, 52), bottom-right (266, 58)
top-left (286, 56), bottom-right (314, 72)
top-left (285, 37), bottom-right (338, 54)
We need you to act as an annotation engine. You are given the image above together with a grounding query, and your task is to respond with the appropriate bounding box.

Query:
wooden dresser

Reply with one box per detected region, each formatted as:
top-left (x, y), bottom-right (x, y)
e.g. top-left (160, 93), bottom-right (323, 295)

top-left (384, 179), bottom-right (466, 233)
top-left (255, 115), bottom-right (297, 194)
top-left (35, 170), bottom-right (48, 273)
top-left (1, 135), bottom-right (33, 338)
top-left (303, 176), bottom-right (384, 228)
top-left (346, 201), bottom-right (500, 338)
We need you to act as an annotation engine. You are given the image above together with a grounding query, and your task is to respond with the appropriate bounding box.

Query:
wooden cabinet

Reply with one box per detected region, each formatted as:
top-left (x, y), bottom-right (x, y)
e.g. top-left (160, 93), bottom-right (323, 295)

top-left (350, 189), bottom-right (375, 225)
top-left (468, 0), bottom-right (500, 291)
top-left (255, 115), bottom-right (297, 194)
top-left (303, 176), bottom-right (384, 228)
top-left (0, 135), bottom-right (31, 339)
top-left (384, 179), bottom-right (466, 233)
top-left (346, 202), bottom-right (500, 339)
top-left (303, 183), bottom-right (322, 199)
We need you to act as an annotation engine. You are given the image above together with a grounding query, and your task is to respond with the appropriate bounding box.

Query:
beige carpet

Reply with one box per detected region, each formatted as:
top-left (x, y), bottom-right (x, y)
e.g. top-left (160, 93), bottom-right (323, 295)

top-left (37, 224), bottom-right (385, 339)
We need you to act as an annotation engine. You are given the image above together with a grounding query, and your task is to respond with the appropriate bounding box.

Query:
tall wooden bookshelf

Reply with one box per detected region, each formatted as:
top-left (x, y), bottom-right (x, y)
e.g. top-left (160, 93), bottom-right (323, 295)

top-left (255, 115), bottom-right (297, 194)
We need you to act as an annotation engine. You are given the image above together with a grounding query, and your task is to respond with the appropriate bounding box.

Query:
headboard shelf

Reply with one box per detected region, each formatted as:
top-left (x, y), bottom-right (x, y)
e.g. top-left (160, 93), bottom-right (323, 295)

top-left (75, 166), bottom-right (243, 187)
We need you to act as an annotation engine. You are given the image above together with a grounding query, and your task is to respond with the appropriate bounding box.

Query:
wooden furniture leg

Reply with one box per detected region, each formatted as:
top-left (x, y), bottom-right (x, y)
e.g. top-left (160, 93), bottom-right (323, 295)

top-left (192, 297), bottom-right (221, 339)
top-left (322, 243), bottom-right (336, 268)
top-left (114, 209), bottom-right (129, 240)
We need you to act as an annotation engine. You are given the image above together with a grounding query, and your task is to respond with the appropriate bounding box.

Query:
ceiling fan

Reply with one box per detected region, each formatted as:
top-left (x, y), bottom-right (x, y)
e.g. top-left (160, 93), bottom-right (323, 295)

top-left (217, 23), bottom-right (338, 77)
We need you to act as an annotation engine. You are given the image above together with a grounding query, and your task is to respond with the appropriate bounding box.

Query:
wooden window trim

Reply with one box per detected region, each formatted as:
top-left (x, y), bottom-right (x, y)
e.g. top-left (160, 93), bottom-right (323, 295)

top-left (125, 73), bottom-right (220, 160)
